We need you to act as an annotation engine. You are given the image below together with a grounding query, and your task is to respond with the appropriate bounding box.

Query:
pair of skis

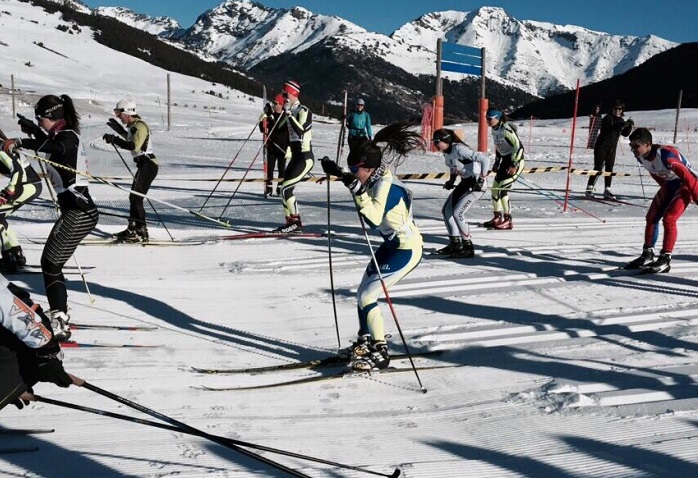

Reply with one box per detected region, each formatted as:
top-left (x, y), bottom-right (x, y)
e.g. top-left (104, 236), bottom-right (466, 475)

top-left (192, 350), bottom-right (449, 391)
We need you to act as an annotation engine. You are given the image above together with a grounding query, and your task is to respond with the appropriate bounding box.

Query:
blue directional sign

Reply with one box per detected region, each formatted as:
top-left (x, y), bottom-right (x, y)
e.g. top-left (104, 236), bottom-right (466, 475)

top-left (441, 42), bottom-right (482, 76)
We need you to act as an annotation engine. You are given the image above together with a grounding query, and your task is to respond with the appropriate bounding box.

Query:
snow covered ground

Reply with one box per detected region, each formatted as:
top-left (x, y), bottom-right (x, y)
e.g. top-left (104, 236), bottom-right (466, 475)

top-left (0, 101), bottom-right (697, 477)
top-left (2, 2), bottom-right (698, 477)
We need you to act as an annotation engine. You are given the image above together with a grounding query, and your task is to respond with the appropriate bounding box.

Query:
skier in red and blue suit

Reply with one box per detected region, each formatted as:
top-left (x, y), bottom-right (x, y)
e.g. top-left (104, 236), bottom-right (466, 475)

top-left (624, 127), bottom-right (698, 273)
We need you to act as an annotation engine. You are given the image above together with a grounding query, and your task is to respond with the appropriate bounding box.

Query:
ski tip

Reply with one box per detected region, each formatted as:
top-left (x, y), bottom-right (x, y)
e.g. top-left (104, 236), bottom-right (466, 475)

top-left (390, 469), bottom-right (402, 478)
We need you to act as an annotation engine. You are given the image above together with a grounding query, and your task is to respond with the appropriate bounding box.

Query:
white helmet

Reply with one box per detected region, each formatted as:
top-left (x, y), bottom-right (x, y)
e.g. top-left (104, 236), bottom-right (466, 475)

top-left (115, 98), bottom-right (137, 115)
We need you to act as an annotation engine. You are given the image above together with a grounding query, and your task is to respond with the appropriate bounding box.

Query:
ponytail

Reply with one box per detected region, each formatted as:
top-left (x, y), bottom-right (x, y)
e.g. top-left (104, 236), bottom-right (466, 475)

top-left (60, 94), bottom-right (81, 133)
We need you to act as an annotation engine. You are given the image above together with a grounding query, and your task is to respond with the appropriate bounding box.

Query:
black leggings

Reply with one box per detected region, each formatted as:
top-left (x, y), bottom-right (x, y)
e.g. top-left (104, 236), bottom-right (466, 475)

top-left (265, 147), bottom-right (287, 185)
top-left (41, 207), bottom-right (99, 313)
top-left (130, 159), bottom-right (158, 228)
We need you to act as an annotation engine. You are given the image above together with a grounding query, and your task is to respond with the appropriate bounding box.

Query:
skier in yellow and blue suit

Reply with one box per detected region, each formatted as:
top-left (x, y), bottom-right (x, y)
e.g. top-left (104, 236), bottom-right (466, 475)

top-left (321, 123), bottom-right (424, 371)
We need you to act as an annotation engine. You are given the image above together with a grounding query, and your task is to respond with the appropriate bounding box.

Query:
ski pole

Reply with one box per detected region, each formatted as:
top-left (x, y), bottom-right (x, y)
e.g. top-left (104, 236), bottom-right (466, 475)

top-left (325, 91), bottom-right (348, 347)
top-left (323, 161), bottom-right (341, 349)
top-left (517, 175), bottom-right (606, 223)
top-left (352, 201), bottom-right (427, 394)
top-left (336, 90), bottom-right (348, 166)
top-left (18, 150), bottom-right (232, 229)
top-left (634, 158), bottom-right (647, 202)
top-left (218, 112), bottom-right (284, 219)
top-left (67, 377), bottom-right (313, 478)
top-left (35, 395), bottom-right (400, 478)
top-left (110, 145), bottom-right (174, 241)
top-left (198, 120), bottom-right (259, 212)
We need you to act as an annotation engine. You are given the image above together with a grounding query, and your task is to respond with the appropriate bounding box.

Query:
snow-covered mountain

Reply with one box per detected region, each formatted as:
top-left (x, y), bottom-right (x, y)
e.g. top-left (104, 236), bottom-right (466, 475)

top-left (165, 1), bottom-right (677, 97)
top-left (95, 6), bottom-right (183, 38)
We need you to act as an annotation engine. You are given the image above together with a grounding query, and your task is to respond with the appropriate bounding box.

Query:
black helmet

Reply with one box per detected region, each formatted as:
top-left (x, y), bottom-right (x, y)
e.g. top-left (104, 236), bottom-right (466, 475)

top-left (34, 95), bottom-right (64, 120)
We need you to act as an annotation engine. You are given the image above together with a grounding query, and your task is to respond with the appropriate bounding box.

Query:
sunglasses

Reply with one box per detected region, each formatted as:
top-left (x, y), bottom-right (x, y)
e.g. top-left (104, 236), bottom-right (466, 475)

top-left (432, 138), bottom-right (443, 144)
top-left (348, 165), bottom-right (360, 174)
top-left (113, 108), bottom-right (124, 114)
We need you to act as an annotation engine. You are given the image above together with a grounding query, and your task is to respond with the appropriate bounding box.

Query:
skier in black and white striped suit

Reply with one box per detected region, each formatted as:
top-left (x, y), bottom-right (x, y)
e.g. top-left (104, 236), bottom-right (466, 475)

top-left (3, 94), bottom-right (99, 341)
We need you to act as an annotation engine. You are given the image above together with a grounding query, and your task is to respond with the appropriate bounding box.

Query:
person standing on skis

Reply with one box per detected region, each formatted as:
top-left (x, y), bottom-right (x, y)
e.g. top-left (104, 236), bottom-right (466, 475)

top-left (272, 80), bottom-right (314, 233)
top-left (260, 94), bottom-right (289, 198)
top-left (102, 98), bottom-right (159, 243)
top-left (3, 94), bottom-right (99, 342)
top-left (482, 108), bottom-right (524, 230)
top-left (320, 123), bottom-right (424, 371)
top-left (623, 127), bottom-right (697, 273)
top-left (432, 128), bottom-right (491, 258)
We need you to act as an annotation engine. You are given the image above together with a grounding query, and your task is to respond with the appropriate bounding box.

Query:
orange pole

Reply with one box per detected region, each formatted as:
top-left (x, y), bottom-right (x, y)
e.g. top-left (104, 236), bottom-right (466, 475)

top-left (478, 98), bottom-right (489, 152)
top-left (432, 95), bottom-right (444, 152)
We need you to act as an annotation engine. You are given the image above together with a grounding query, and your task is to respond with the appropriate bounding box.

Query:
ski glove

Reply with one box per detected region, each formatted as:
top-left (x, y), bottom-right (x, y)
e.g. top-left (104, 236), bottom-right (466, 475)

top-left (17, 114), bottom-right (41, 136)
top-left (443, 179), bottom-right (455, 190)
top-left (342, 173), bottom-right (365, 194)
top-left (0, 188), bottom-right (15, 206)
top-left (320, 157), bottom-right (344, 177)
top-left (2, 138), bottom-right (21, 154)
top-left (106, 118), bottom-right (127, 137)
top-left (263, 103), bottom-right (273, 116)
top-left (36, 357), bottom-right (72, 387)
top-left (475, 176), bottom-right (485, 191)
top-left (12, 389), bottom-right (33, 410)
top-left (102, 133), bottom-right (117, 145)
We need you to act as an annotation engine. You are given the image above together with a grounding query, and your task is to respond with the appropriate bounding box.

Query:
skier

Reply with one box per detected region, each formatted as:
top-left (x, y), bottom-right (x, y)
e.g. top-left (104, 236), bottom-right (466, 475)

top-left (585, 100), bottom-right (634, 200)
top-left (259, 94), bottom-right (289, 198)
top-left (320, 123), bottom-right (424, 371)
top-left (0, 149), bottom-right (42, 272)
top-left (432, 128), bottom-right (491, 258)
top-left (103, 98), bottom-right (159, 243)
top-left (3, 94), bottom-right (99, 341)
top-left (624, 127), bottom-right (697, 273)
top-left (482, 108), bottom-right (525, 230)
top-left (1, 279), bottom-right (73, 412)
top-left (270, 80), bottom-right (314, 233)
top-left (345, 98), bottom-right (372, 152)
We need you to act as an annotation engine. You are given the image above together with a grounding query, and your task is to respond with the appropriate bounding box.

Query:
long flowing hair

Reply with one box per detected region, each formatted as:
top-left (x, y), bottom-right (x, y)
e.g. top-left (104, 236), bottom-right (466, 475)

top-left (349, 122), bottom-right (425, 167)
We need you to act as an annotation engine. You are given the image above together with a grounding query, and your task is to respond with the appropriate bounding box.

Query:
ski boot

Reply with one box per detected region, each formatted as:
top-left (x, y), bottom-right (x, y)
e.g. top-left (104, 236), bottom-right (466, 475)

top-left (272, 214), bottom-right (302, 234)
top-left (624, 247), bottom-right (654, 270)
top-left (482, 212), bottom-right (503, 229)
top-left (351, 341), bottom-right (390, 371)
top-left (641, 252), bottom-right (671, 274)
top-left (337, 334), bottom-right (371, 360)
top-left (451, 239), bottom-right (475, 258)
top-left (9, 246), bottom-right (26, 267)
top-left (434, 237), bottom-right (462, 256)
top-left (0, 249), bottom-right (18, 273)
top-left (493, 214), bottom-right (513, 230)
top-left (136, 226), bottom-right (149, 243)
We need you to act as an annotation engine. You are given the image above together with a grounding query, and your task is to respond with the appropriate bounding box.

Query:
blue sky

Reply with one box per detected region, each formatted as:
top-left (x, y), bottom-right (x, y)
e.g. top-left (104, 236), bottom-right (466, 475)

top-left (82, 1), bottom-right (696, 44)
